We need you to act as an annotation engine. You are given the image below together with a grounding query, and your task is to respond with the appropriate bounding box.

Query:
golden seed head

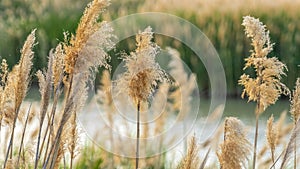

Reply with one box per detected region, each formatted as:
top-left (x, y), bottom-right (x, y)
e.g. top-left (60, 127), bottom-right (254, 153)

top-left (266, 114), bottom-right (278, 154)
top-left (218, 117), bottom-right (251, 169)
top-left (290, 78), bottom-right (300, 122)
top-left (239, 16), bottom-right (290, 115)
top-left (117, 26), bottom-right (167, 104)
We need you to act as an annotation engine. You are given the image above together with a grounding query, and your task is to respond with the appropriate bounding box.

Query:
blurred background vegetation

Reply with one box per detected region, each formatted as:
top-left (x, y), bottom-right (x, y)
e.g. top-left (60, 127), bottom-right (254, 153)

top-left (1, 0), bottom-right (300, 97)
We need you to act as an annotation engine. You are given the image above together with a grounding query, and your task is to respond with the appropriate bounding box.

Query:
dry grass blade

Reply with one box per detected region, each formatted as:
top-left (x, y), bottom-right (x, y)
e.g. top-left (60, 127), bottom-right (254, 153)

top-left (280, 119), bottom-right (300, 169)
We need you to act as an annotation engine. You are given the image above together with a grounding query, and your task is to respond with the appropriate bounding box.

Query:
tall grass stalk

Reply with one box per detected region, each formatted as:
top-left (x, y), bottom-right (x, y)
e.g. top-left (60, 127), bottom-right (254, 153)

top-left (34, 50), bottom-right (53, 168)
top-left (239, 16), bottom-right (289, 169)
top-left (280, 119), bottom-right (300, 169)
top-left (116, 26), bottom-right (167, 169)
top-left (43, 0), bottom-right (114, 167)
top-left (41, 44), bottom-right (64, 165)
top-left (290, 78), bottom-right (300, 169)
top-left (3, 29), bottom-right (36, 168)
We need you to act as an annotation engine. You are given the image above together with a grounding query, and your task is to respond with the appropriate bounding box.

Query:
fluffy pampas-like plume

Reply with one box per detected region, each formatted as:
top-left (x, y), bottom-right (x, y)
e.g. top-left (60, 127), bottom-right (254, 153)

top-left (280, 119), bottom-right (300, 169)
top-left (64, 0), bottom-right (114, 76)
top-left (116, 26), bottom-right (168, 169)
top-left (290, 78), bottom-right (300, 123)
top-left (266, 114), bottom-right (278, 166)
top-left (239, 16), bottom-right (289, 169)
top-left (217, 117), bottom-right (251, 169)
top-left (116, 26), bottom-right (167, 104)
top-left (288, 78), bottom-right (300, 169)
top-left (44, 1), bottom-right (114, 167)
top-left (177, 135), bottom-right (200, 169)
top-left (239, 16), bottom-right (290, 115)
top-left (3, 29), bottom-right (36, 168)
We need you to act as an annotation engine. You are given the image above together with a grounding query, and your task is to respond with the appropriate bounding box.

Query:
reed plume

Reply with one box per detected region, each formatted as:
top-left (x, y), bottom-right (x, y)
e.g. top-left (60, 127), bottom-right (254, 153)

top-left (42, 44), bottom-right (65, 166)
top-left (4, 29), bottom-right (36, 168)
top-left (44, 0), bottom-right (115, 167)
top-left (64, 0), bottom-right (113, 77)
top-left (34, 50), bottom-right (53, 168)
top-left (176, 135), bottom-right (200, 169)
top-left (168, 47), bottom-right (196, 121)
top-left (239, 16), bottom-right (289, 169)
top-left (217, 117), bottom-right (251, 169)
top-left (167, 47), bottom-right (197, 151)
top-left (289, 78), bottom-right (300, 169)
top-left (266, 114), bottom-right (278, 168)
top-left (290, 78), bottom-right (300, 123)
top-left (280, 119), bottom-right (300, 169)
top-left (52, 43), bottom-right (65, 92)
top-left (66, 113), bottom-right (81, 169)
top-left (0, 59), bottom-right (8, 134)
top-left (116, 26), bottom-right (167, 169)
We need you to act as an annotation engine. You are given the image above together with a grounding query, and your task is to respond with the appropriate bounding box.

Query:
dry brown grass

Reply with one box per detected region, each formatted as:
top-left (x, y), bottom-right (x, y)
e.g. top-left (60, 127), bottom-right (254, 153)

top-left (2, 1), bottom-right (300, 168)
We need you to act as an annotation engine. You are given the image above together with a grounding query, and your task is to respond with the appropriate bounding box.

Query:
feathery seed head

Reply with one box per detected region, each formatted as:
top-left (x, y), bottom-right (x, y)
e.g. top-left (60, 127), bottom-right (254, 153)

top-left (290, 78), bottom-right (300, 123)
top-left (13, 29), bottom-right (36, 111)
top-left (266, 114), bottom-right (278, 156)
top-left (64, 0), bottom-right (113, 76)
top-left (52, 43), bottom-right (65, 91)
top-left (239, 16), bottom-right (290, 115)
top-left (0, 59), bottom-right (8, 85)
top-left (117, 26), bottom-right (167, 104)
top-left (218, 117), bottom-right (251, 169)
top-left (242, 16), bottom-right (273, 58)
top-left (167, 47), bottom-right (196, 120)
top-left (177, 135), bottom-right (200, 169)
